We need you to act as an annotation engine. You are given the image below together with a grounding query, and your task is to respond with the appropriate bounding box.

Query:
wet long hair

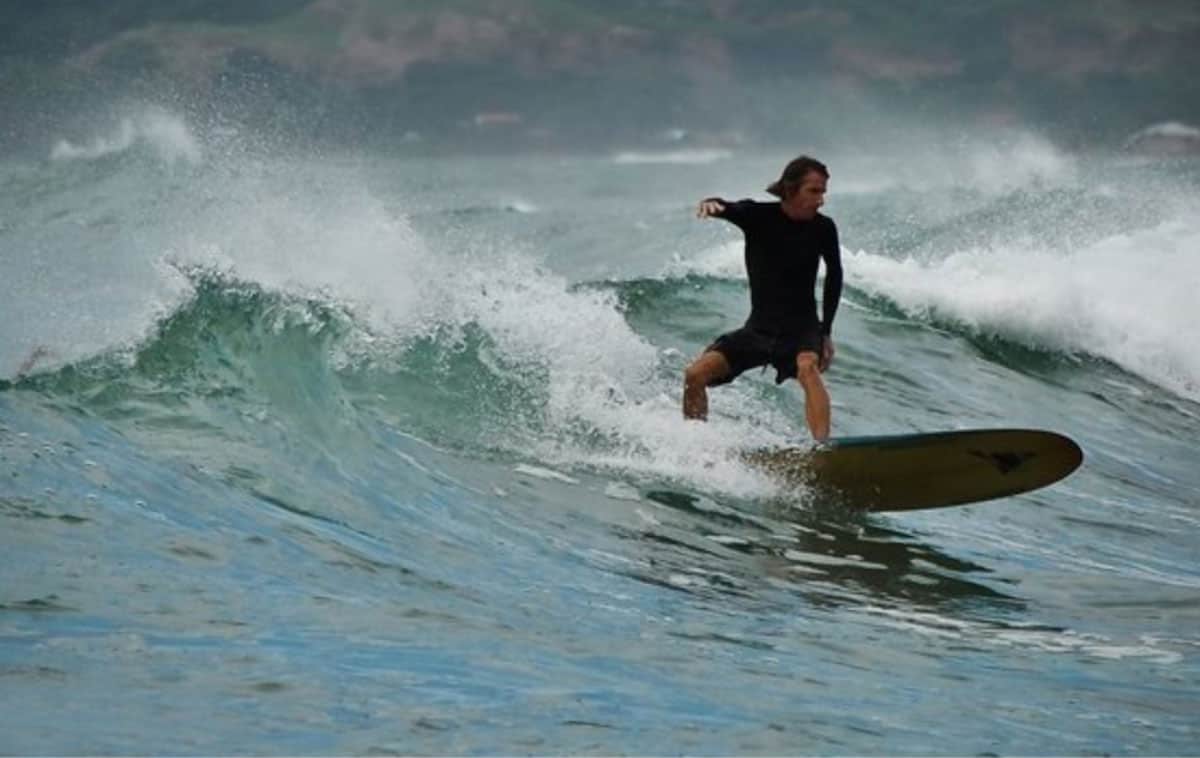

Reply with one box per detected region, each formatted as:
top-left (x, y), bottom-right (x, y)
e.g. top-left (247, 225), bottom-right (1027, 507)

top-left (767, 155), bottom-right (829, 198)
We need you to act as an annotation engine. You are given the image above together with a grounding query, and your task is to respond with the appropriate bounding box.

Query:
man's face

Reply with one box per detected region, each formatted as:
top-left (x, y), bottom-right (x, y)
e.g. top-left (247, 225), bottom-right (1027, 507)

top-left (782, 171), bottom-right (827, 220)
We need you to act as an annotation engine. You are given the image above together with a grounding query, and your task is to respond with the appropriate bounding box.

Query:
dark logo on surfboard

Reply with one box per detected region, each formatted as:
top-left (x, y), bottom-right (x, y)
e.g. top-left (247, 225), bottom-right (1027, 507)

top-left (969, 449), bottom-right (1036, 475)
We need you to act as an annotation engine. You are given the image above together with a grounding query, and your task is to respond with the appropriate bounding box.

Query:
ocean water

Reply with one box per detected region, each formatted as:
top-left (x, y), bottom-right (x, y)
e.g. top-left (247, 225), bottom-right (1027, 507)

top-left (2, 109), bottom-right (1199, 755)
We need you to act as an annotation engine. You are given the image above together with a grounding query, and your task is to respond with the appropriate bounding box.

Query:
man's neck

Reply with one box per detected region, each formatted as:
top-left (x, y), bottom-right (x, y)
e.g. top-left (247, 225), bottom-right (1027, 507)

top-left (780, 203), bottom-right (816, 221)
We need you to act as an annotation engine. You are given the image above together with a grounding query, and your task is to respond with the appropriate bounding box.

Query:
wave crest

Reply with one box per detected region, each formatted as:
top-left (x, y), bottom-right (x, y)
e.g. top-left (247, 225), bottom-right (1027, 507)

top-left (847, 218), bottom-right (1200, 400)
top-left (50, 107), bottom-right (202, 165)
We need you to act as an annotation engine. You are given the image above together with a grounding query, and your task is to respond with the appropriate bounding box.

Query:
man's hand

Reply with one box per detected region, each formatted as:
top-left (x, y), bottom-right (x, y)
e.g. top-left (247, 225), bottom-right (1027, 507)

top-left (696, 199), bottom-right (725, 218)
top-left (819, 335), bottom-right (835, 372)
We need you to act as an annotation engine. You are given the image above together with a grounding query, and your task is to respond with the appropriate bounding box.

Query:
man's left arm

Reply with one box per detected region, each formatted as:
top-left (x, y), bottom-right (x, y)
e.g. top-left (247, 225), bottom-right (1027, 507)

top-left (819, 221), bottom-right (844, 371)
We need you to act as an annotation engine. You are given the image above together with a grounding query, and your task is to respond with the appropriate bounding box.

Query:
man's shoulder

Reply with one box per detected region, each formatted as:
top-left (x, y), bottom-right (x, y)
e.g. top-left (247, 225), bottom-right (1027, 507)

top-left (728, 198), bottom-right (776, 211)
top-left (736, 199), bottom-right (780, 221)
top-left (815, 212), bottom-right (839, 239)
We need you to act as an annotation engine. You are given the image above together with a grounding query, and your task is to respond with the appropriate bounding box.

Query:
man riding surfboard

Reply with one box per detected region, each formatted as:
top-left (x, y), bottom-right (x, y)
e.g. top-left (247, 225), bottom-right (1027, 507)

top-left (684, 155), bottom-right (843, 440)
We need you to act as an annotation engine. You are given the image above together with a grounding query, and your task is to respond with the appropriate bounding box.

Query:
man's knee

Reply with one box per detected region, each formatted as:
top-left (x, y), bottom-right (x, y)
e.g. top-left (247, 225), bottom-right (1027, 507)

top-left (795, 352), bottom-right (821, 383)
top-left (684, 362), bottom-right (711, 389)
top-left (685, 352), bottom-right (727, 388)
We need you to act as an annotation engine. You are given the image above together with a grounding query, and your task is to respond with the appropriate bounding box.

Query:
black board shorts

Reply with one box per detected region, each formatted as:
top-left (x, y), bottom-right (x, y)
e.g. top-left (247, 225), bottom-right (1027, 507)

top-left (706, 326), bottom-right (823, 386)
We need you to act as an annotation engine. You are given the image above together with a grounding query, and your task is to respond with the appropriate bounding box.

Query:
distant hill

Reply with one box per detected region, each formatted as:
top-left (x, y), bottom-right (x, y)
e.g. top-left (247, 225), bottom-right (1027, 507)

top-left (4, 0), bottom-right (1199, 152)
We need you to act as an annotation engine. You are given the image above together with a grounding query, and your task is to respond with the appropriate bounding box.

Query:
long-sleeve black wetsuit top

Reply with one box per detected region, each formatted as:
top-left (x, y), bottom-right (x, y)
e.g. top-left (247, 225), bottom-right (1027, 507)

top-left (709, 199), bottom-right (844, 337)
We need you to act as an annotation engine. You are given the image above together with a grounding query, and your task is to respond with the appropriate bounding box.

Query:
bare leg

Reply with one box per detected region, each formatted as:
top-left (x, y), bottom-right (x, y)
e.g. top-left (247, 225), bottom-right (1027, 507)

top-left (795, 351), bottom-right (831, 440)
top-left (683, 351), bottom-right (731, 420)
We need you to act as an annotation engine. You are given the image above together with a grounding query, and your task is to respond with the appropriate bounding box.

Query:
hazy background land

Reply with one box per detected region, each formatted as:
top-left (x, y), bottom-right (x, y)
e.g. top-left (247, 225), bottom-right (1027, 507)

top-left (3, 0), bottom-right (1199, 155)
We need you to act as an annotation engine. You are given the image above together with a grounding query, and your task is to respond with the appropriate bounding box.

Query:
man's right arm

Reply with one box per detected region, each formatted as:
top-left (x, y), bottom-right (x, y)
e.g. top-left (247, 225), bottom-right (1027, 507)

top-left (697, 198), bottom-right (752, 228)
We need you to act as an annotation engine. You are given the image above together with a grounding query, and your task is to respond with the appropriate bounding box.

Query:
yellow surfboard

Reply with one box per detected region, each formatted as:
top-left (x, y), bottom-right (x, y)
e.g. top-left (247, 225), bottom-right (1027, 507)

top-left (746, 428), bottom-right (1083, 512)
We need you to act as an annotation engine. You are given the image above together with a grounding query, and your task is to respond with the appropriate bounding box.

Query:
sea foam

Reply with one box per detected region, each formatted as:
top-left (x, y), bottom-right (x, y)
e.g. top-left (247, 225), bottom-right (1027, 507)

top-left (847, 218), bottom-right (1200, 401)
top-left (50, 106), bottom-right (202, 165)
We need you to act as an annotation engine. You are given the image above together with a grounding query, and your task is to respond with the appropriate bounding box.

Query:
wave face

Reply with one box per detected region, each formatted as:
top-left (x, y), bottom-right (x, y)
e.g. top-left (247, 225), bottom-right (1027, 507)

top-left (2, 116), bottom-right (1199, 755)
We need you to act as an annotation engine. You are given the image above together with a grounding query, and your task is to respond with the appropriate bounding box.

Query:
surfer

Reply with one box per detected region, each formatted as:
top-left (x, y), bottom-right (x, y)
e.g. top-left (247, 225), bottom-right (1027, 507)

top-left (684, 155), bottom-right (843, 440)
